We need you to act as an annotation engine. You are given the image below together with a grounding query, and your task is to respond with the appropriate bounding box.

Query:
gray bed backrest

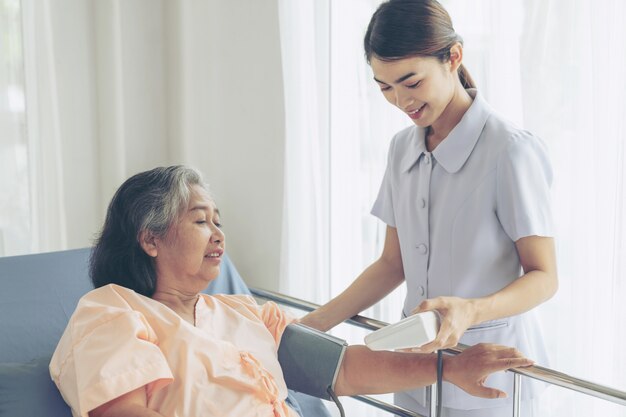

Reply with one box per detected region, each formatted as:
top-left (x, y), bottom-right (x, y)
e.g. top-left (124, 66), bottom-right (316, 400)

top-left (0, 248), bottom-right (250, 363)
top-left (0, 248), bottom-right (93, 362)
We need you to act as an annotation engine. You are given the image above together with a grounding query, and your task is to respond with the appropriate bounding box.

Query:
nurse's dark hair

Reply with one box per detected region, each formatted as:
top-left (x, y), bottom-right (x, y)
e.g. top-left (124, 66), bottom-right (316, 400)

top-left (90, 165), bottom-right (207, 297)
top-left (364, 0), bottom-right (476, 89)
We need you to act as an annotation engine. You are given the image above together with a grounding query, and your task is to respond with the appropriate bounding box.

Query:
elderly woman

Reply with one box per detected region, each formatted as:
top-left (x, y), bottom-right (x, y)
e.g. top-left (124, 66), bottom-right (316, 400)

top-left (50, 165), bottom-right (532, 417)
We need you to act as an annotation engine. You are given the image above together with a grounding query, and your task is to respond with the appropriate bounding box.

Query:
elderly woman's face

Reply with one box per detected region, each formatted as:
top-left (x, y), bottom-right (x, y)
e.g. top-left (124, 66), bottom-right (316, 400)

top-left (152, 185), bottom-right (225, 292)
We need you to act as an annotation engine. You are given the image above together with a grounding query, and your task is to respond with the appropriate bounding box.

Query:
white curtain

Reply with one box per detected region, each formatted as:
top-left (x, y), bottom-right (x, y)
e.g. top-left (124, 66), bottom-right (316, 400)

top-left (280, 0), bottom-right (626, 416)
top-left (15, 0), bottom-right (174, 254)
top-left (518, 0), bottom-right (626, 415)
top-left (278, 0), bottom-right (411, 415)
top-left (278, 0), bottom-right (411, 316)
top-left (0, 0), bottom-right (30, 256)
top-left (278, 0), bottom-right (331, 304)
top-left (2, 0), bottom-right (288, 292)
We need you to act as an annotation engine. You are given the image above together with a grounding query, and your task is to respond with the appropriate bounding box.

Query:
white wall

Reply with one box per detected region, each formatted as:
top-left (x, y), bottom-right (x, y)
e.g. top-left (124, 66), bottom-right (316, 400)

top-left (167, 1), bottom-right (286, 291)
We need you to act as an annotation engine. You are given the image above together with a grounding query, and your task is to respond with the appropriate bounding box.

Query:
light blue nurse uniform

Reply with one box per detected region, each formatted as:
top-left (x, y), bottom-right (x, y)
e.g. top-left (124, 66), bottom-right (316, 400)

top-left (371, 89), bottom-right (553, 412)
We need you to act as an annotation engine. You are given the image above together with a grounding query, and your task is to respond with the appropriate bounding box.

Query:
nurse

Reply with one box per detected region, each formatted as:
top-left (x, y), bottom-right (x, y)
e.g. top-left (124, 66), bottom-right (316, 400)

top-left (300, 0), bottom-right (558, 416)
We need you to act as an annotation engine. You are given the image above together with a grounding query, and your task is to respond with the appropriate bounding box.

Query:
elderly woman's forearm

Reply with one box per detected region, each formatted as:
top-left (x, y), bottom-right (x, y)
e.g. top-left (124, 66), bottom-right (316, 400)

top-left (334, 343), bottom-right (534, 399)
top-left (88, 386), bottom-right (166, 417)
top-left (92, 406), bottom-right (165, 417)
top-left (333, 345), bottom-right (437, 396)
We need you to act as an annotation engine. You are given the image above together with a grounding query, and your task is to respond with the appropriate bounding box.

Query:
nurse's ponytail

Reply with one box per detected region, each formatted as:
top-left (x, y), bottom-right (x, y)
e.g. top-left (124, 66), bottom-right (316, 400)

top-left (364, 0), bottom-right (476, 89)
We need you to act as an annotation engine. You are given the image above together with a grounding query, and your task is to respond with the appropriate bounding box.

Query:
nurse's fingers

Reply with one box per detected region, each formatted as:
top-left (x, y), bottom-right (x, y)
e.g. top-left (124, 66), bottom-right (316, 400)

top-left (415, 339), bottom-right (456, 353)
top-left (413, 323), bottom-right (456, 353)
top-left (411, 297), bottom-right (442, 314)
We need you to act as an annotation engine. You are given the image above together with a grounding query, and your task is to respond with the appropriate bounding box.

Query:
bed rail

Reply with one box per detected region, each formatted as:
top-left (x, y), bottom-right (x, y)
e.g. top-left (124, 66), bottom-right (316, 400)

top-left (250, 287), bottom-right (626, 417)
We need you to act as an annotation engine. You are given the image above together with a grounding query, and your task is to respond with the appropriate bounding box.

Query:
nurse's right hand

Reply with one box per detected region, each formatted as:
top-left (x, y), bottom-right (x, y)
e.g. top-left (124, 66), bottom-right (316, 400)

top-left (444, 343), bottom-right (534, 399)
top-left (411, 296), bottom-right (477, 353)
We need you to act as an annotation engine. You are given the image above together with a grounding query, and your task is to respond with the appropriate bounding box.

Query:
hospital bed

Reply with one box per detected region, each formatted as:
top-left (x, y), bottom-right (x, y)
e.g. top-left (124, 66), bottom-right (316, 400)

top-left (0, 249), bottom-right (624, 417)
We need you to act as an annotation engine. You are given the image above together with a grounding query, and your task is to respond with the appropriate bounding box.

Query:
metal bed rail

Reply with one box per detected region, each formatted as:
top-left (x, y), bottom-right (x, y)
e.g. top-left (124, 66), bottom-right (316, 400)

top-left (250, 287), bottom-right (626, 417)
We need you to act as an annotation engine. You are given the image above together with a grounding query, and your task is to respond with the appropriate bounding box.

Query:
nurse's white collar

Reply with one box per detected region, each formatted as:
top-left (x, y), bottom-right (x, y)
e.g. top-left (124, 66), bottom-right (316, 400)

top-left (401, 89), bottom-right (492, 174)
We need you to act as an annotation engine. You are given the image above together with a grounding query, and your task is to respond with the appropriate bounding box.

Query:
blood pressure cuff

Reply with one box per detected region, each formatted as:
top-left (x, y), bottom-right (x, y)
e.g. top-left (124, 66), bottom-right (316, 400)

top-left (278, 323), bottom-right (348, 400)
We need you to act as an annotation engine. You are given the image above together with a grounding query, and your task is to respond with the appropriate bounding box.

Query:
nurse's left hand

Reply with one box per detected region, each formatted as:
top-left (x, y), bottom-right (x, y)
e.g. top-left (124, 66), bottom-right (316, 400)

top-left (410, 296), bottom-right (477, 353)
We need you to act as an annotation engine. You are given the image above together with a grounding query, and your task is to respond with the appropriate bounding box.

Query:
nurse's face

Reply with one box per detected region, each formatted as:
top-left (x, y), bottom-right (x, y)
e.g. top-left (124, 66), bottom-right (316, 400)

top-left (152, 185), bottom-right (225, 292)
top-left (371, 53), bottom-right (459, 129)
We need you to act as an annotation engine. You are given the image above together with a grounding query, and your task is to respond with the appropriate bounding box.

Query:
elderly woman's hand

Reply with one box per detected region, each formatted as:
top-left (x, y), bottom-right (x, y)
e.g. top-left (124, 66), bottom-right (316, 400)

top-left (444, 343), bottom-right (533, 399)
top-left (411, 296), bottom-right (477, 353)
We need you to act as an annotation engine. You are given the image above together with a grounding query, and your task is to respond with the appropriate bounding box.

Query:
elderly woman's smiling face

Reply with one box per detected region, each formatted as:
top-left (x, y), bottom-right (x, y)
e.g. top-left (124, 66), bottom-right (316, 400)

top-left (149, 184), bottom-right (225, 293)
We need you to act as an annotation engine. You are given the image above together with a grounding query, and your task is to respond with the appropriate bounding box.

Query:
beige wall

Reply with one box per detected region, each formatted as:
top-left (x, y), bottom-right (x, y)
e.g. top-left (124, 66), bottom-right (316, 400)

top-left (165, 0), bottom-right (285, 291)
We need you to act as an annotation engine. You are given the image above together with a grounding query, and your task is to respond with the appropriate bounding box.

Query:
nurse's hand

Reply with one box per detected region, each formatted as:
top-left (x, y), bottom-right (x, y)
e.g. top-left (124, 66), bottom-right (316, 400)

top-left (411, 296), bottom-right (477, 353)
top-left (444, 343), bottom-right (534, 398)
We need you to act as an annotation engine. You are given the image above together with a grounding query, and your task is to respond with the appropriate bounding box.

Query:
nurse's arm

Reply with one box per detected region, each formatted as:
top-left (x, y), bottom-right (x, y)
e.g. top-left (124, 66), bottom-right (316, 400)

top-left (89, 385), bottom-right (165, 417)
top-left (416, 235), bottom-right (557, 352)
top-left (472, 235), bottom-right (558, 323)
top-left (300, 226), bottom-right (404, 332)
top-left (334, 343), bottom-right (533, 398)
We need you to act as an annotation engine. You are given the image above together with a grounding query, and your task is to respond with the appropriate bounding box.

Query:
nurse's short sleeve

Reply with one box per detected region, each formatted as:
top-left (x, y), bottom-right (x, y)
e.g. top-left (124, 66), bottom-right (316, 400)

top-left (50, 307), bottom-right (173, 417)
top-left (371, 139), bottom-right (397, 227)
top-left (496, 134), bottom-right (554, 241)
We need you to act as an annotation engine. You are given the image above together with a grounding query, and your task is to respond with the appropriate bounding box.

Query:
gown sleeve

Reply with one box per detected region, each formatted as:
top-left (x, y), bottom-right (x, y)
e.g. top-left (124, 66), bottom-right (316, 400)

top-left (49, 289), bottom-right (173, 417)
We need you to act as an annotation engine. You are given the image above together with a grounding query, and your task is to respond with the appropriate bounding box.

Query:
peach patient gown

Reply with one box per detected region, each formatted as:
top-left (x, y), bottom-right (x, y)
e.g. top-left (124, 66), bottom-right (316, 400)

top-left (50, 284), bottom-right (299, 417)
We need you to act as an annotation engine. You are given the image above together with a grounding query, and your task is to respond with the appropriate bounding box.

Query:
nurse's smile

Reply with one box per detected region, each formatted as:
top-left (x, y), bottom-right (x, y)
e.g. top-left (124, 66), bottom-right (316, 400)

top-left (407, 103), bottom-right (426, 120)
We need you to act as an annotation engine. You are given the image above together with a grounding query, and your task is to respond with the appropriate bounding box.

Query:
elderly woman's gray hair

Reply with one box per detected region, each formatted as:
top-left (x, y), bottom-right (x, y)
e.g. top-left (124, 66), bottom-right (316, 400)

top-left (90, 165), bottom-right (209, 296)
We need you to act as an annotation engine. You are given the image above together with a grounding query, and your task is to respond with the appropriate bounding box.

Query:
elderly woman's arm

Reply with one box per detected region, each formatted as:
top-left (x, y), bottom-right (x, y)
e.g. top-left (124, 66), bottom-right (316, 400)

top-left (89, 386), bottom-right (165, 417)
top-left (334, 343), bottom-right (533, 398)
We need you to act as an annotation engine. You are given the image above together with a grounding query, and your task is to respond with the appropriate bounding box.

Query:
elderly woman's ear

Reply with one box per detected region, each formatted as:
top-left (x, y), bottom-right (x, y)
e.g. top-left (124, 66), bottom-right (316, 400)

top-left (139, 230), bottom-right (158, 258)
